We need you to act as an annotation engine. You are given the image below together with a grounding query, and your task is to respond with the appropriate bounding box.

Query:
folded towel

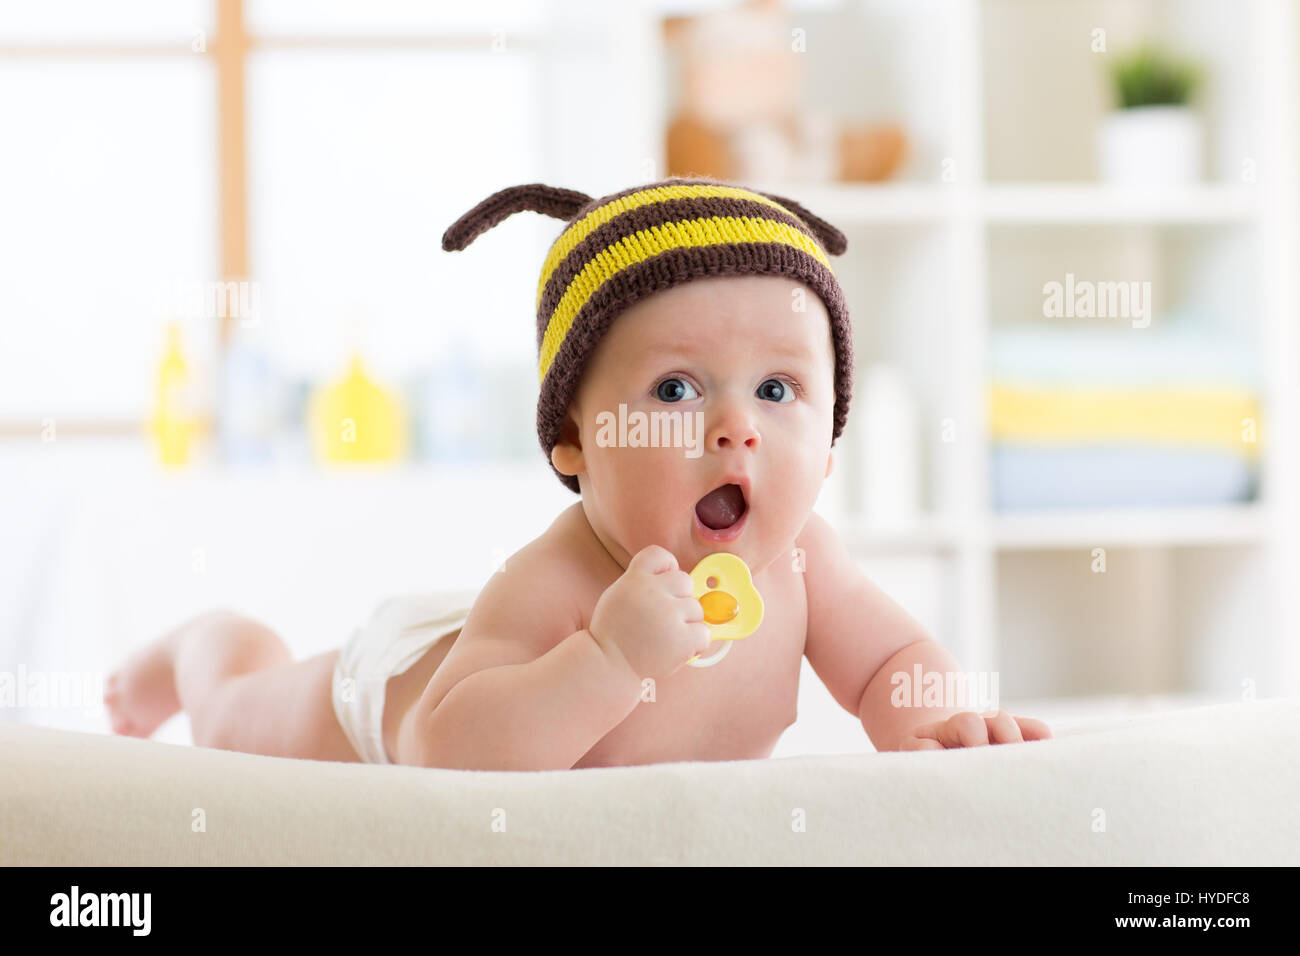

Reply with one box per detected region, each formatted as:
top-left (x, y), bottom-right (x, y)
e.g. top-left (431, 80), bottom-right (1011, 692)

top-left (989, 320), bottom-right (1261, 391)
top-left (992, 442), bottom-right (1256, 509)
top-left (989, 384), bottom-right (1261, 458)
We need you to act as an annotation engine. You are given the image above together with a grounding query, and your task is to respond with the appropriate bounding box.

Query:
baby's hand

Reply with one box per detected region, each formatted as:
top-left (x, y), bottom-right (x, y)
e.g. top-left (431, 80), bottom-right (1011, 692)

top-left (590, 545), bottom-right (712, 680)
top-left (897, 710), bottom-right (1052, 751)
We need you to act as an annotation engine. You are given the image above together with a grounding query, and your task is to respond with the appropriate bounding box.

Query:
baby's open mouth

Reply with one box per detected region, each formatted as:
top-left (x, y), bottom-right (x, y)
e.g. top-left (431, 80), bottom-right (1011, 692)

top-left (695, 483), bottom-right (747, 531)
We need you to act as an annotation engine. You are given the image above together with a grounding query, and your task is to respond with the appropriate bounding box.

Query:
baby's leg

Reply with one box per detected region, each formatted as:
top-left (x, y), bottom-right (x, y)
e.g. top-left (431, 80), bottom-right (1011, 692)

top-left (106, 611), bottom-right (359, 762)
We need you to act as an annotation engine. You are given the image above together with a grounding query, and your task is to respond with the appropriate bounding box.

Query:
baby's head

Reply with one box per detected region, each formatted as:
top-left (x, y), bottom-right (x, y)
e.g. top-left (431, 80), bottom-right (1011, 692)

top-left (444, 178), bottom-right (853, 574)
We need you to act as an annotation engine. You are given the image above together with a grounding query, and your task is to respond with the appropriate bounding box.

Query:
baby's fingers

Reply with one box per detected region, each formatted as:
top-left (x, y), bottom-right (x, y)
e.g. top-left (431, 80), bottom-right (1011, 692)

top-left (629, 544), bottom-right (678, 576)
top-left (666, 570), bottom-right (695, 599)
top-left (901, 719), bottom-right (974, 749)
top-left (678, 592), bottom-right (705, 623)
top-left (1013, 715), bottom-right (1053, 741)
top-left (936, 711), bottom-right (989, 748)
top-left (686, 621), bottom-right (711, 645)
top-left (907, 712), bottom-right (1050, 750)
top-left (982, 709), bottom-right (1022, 744)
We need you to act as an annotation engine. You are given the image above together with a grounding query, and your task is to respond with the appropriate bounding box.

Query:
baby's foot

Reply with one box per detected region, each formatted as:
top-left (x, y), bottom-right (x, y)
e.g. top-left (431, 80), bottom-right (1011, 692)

top-left (104, 633), bottom-right (182, 738)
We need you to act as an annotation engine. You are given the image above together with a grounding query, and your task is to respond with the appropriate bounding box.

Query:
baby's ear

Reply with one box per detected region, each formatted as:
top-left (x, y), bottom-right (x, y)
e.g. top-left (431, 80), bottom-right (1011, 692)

top-left (550, 412), bottom-right (586, 480)
top-left (824, 451), bottom-right (834, 479)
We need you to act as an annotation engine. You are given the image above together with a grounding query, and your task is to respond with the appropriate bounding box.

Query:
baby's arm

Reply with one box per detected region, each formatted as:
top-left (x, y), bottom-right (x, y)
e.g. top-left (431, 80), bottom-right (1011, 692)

top-left (399, 548), bottom-right (643, 771)
top-left (797, 512), bottom-right (1050, 751)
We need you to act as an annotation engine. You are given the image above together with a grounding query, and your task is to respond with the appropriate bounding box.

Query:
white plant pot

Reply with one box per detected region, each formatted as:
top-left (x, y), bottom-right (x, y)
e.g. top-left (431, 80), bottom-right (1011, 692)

top-left (1097, 105), bottom-right (1203, 184)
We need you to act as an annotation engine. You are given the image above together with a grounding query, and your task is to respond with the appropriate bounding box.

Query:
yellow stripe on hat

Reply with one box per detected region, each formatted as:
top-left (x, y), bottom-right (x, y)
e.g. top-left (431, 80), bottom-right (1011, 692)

top-left (535, 184), bottom-right (807, 312)
top-left (538, 215), bottom-right (833, 383)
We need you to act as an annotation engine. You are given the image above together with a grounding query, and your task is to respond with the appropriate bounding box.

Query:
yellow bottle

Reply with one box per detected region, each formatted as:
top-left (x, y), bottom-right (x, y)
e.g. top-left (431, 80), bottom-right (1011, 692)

top-left (309, 352), bottom-right (406, 463)
top-left (150, 321), bottom-right (193, 466)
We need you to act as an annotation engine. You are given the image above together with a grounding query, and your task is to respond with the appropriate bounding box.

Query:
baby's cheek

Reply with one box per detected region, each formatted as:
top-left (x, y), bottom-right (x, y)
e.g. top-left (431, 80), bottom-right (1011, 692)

top-left (767, 464), bottom-right (814, 517)
top-left (771, 445), bottom-right (826, 521)
top-left (617, 461), bottom-right (687, 520)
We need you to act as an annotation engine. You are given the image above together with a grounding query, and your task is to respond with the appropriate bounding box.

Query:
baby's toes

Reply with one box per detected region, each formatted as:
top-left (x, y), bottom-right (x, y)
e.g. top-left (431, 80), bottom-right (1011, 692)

top-left (110, 711), bottom-right (149, 738)
top-left (104, 674), bottom-right (131, 733)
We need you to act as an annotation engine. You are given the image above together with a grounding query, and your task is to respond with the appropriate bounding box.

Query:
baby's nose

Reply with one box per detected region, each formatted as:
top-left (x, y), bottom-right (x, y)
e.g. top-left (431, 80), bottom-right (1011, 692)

top-left (706, 409), bottom-right (760, 451)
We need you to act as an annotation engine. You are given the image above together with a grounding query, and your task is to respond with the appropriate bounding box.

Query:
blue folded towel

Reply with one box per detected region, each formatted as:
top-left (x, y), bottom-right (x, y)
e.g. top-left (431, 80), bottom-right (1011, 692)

top-left (990, 317), bottom-right (1260, 391)
top-left (992, 442), bottom-right (1257, 510)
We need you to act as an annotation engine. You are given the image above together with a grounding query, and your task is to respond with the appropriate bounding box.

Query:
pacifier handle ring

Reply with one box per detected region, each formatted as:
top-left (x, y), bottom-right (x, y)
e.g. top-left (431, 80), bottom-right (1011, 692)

top-left (686, 639), bottom-right (733, 669)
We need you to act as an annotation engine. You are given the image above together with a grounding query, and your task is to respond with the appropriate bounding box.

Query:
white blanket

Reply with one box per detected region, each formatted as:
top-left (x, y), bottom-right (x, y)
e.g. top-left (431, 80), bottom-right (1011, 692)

top-left (2, 697), bottom-right (1297, 865)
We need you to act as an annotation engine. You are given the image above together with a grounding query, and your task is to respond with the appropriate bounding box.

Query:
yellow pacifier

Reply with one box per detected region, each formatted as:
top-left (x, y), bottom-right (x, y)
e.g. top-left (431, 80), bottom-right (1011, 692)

top-left (685, 552), bottom-right (764, 669)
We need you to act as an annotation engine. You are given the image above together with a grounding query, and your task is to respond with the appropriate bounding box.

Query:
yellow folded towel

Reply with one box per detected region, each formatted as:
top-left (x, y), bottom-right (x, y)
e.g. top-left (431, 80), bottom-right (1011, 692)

top-left (989, 385), bottom-right (1262, 458)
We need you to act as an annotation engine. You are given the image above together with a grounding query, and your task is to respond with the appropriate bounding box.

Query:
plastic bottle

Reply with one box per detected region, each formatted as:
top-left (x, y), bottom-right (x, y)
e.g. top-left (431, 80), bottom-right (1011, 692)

top-left (150, 321), bottom-right (194, 466)
top-left (309, 351), bottom-right (407, 463)
top-left (217, 327), bottom-right (279, 465)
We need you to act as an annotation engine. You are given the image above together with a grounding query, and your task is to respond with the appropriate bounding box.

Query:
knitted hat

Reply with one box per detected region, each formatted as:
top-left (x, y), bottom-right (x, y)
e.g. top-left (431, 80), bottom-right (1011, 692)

top-left (441, 177), bottom-right (853, 493)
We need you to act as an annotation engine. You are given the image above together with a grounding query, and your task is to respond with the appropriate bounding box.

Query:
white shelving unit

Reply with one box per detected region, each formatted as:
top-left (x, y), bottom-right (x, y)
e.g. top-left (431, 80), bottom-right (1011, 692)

top-left (734, 0), bottom-right (1299, 700)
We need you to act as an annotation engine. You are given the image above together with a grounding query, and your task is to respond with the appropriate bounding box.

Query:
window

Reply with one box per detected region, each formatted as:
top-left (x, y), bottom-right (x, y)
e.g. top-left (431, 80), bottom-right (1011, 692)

top-left (0, 0), bottom-right (559, 460)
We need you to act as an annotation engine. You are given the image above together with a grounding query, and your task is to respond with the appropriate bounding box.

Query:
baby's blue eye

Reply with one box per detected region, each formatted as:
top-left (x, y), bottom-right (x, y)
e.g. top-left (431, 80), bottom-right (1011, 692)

top-left (757, 379), bottom-right (794, 403)
top-left (656, 378), bottom-right (699, 402)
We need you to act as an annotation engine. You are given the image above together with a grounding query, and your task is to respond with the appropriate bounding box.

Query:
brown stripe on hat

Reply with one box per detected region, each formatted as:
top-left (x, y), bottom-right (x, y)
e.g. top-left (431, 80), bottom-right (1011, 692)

top-left (550, 176), bottom-right (848, 256)
top-left (535, 195), bottom-right (828, 336)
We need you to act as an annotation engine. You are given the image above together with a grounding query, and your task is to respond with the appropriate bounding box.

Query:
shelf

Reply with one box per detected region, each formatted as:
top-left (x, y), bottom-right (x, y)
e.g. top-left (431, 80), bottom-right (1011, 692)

top-left (746, 182), bottom-right (955, 224)
top-left (982, 184), bottom-right (1258, 225)
top-left (992, 503), bottom-right (1271, 550)
top-left (745, 182), bottom-right (1258, 226)
top-left (837, 514), bottom-right (961, 554)
top-left (838, 503), bottom-right (1272, 555)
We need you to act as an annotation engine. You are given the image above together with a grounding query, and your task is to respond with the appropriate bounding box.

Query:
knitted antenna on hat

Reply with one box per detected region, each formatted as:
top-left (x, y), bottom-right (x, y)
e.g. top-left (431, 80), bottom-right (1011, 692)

top-left (442, 177), bottom-right (854, 493)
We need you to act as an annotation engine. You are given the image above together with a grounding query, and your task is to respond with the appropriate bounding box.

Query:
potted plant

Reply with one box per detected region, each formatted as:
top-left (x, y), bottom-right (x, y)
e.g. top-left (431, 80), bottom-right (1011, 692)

top-left (1097, 44), bottom-right (1203, 184)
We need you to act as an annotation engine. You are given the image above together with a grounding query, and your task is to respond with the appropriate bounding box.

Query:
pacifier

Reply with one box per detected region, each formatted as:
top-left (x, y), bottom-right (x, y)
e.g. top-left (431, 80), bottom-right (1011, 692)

top-left (685, 552), bottom-right (764, 668)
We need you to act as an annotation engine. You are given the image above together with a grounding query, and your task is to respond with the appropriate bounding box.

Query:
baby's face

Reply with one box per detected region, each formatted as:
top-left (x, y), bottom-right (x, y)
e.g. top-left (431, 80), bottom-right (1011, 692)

top-left (554, 274), bottom-right (836, 574)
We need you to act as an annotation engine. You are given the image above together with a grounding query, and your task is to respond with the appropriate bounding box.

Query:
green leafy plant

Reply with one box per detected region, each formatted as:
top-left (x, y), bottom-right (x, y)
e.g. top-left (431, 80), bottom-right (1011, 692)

top-left (1109, 44), bottom-right (1201, 109)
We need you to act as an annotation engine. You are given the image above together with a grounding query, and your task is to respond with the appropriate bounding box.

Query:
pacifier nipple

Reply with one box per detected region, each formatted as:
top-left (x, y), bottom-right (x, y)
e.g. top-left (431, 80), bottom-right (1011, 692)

top-left (699, 589), bottom-right (739, 626)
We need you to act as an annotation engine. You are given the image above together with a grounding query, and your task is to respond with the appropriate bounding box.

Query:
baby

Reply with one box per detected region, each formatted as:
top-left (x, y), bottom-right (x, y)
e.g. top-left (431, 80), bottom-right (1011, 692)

top-left (105, 178), bottom-right (1051, 769)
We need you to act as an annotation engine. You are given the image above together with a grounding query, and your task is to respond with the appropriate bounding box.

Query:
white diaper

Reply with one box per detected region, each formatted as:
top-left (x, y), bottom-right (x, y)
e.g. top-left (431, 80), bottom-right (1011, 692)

top-left (331, 589), bottom-right (478, 764)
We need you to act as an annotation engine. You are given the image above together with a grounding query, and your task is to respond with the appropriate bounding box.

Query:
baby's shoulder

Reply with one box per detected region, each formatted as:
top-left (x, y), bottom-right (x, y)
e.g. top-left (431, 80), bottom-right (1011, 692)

top-left (793, 509), bottom-right (844, 565)
top-left (790, 510), bottom-right (860, 607)
top-left (463, 505), bottom-right (601, 648)
top-left (506, 503), bottom-right (607, 585)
